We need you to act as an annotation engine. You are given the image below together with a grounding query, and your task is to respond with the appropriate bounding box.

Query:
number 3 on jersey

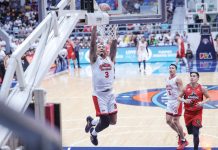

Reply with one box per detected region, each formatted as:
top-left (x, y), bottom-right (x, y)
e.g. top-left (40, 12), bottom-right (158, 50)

top-left (105, 71), bottom-right (109, 78)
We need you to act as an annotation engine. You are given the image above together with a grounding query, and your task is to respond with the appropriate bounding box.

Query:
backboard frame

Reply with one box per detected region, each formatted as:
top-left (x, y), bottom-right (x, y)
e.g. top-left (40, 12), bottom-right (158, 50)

top-left (185, 0), bottom-right (218, 15)
top-left (96, 0), bottom-right (167, 24)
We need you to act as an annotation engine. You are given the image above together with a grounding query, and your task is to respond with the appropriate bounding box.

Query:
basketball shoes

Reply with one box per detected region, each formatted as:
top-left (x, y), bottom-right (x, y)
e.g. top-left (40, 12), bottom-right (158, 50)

top-left (85, 116), bottom-right (93, 133)
top-left (90, 127), bottom-right (98, 146)
top-left (178, 132), bottom-right (186, 145)
top-left (177, 139), bottom-right (189, 150)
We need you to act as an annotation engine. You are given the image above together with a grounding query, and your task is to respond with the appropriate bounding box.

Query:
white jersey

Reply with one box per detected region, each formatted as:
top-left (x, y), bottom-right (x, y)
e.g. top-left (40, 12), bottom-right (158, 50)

top-left (137, 41), bottom-right (148, 61)
top-left (165, 76), bottom-right (179, 101)
top-left (91, 56), bottom-right (114, 94)
top-left (138, 41), bottom-right (147, 52)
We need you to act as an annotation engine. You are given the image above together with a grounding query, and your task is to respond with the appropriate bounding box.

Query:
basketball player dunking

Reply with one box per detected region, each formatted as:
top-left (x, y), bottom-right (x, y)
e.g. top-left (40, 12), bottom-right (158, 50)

top-left (85, 26), bottom-right (118, 146)
top-left (165, 64), bottom-right (188, 150)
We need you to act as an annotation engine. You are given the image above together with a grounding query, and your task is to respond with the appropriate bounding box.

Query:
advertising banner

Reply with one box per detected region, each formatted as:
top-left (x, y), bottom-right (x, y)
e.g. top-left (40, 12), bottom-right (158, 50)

top-left (79, 45), bottom-right (178, 64)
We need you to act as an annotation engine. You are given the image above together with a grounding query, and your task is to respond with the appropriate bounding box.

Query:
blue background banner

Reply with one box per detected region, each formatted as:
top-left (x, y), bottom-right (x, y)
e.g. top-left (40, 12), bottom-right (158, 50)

top-left (79, 46), bottom-right (178, 64)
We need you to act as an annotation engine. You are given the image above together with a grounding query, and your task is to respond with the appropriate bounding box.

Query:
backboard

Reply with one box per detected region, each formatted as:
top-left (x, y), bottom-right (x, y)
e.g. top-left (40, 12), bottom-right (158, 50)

top-left (185, 0), bottom-right (218, 14)
top-left (96, 0), bottom-right (167, 24)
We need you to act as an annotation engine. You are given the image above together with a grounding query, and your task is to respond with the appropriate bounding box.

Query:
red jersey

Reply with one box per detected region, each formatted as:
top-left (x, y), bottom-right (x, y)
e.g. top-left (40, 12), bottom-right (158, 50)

top-left (184, 83), bottom-right (203, 112)
top-left (66, 41), bottom-right (76, 60)
top-left (176, 39), bottom-right (185, 58)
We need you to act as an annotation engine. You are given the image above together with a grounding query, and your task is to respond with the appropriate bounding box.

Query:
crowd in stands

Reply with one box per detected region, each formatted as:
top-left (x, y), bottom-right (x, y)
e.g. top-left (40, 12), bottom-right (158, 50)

top-left (71, 29), bottom-right (190, 49)
top-left (0, 0), bottom-right (38, 39)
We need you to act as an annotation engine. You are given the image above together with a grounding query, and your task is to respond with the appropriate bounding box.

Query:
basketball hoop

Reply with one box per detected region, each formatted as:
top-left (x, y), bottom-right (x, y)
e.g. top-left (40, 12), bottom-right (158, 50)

top-left (97, 24), bottom-right (118, 43)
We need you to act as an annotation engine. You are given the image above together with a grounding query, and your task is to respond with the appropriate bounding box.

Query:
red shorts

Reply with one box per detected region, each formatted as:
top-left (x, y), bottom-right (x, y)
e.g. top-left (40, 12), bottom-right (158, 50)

top-left (67, 52), bottom-right (76, 60)
top-left (176, 50), bottom-right (185, 58)
top-left (184, 109), bottom-right (203, 127)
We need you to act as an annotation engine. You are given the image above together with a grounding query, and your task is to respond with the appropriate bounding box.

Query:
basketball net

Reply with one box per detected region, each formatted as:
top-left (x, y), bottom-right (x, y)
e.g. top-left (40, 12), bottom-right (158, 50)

top-left (97, 24), bottom-right (118, 43)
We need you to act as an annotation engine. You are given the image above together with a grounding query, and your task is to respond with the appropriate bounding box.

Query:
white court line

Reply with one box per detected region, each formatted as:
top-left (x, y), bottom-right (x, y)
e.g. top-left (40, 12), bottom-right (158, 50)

top-left (69, 130), bottom-right (218, 146)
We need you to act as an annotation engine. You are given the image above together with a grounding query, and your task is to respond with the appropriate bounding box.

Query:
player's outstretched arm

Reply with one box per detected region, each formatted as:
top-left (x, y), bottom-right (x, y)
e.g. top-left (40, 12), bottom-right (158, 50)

top-left (89, 26), bottom-right (97, 64)
top-left (110, 39), bottom-right (117, 62)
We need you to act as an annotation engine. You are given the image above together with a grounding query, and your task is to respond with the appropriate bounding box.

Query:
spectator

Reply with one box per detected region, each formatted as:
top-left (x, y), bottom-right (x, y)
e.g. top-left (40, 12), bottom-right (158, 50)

top-left (214, 35), bottom-right (218, 58)
top-left (74, 39), bottom-right (81, 68)
top-left (0, 45), bottom-right (6, 83)
top-left (186, 43), bottom-right (193, 59)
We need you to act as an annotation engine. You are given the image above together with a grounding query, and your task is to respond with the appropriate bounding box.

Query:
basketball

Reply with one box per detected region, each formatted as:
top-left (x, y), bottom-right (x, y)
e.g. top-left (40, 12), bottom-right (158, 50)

top-left (99, 3), bottom-right (111, 11)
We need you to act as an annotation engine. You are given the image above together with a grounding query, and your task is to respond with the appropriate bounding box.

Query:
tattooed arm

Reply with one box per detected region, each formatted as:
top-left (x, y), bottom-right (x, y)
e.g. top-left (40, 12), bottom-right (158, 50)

top-left (109, 39), bottom-right (117, 63)
top-left (89, 26), bottom-right (97, 64)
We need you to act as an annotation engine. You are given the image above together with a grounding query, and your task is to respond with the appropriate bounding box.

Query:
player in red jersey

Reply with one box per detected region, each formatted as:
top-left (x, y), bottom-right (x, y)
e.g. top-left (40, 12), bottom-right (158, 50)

top-left (65, 39), bottom-right (76, 69)
top-left (178, 72), bottom-right (210, 150)
top-left (175, 34), bottom-right (189, 71)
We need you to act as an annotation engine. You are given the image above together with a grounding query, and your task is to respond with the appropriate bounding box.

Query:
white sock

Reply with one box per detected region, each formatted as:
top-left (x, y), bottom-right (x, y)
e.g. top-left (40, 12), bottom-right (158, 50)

top-left (91, 118), bottom-right (99, 126)
top-left (91, 128), bottom-right (97, 136)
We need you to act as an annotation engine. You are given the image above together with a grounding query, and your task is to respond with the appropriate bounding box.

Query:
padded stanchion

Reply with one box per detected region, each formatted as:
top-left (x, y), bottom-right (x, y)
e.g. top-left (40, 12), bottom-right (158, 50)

top-left (45, 103), bottom-right (55, 128)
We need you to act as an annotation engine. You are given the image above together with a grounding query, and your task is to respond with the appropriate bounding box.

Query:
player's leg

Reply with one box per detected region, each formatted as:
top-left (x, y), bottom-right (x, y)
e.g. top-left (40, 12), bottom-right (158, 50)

top-left (166, 114), bottom-right (179, 133)
top-left (192, 126), bottom-right (200, 150)
top-left (108, 93), bottom-right (118, 125)
top-left (85, 116), bottom-right (99, 133)
top-left (173, 116), bottom-right (188, 149)
top-left (172, 103), bottom-right (187, 143)
top-left (175, 58), bottom-right (179, 66)
top-left (173, 116), bottom-right (185, 139)
top-left (143, 60), bottom-right (146, 73)
top-left (138, 61), bottom-right (141, 72)
top-left (87, 95), bottom-right (110, 145)
top-left (182, 57), bottom-right (189, 71)
top-left (85, 95), bottom-right (101, 133)
top-left (89, 115), bottom-right (110, 146)
top-left (175, 51), bottom-right (180, 66)
top-left (109, 112), bottom-right (117, 125)
top-left (138, 54), bottom-right (142, 72)
top-left (166, 102), bottom-right (179, 133)
top-left (73, 59), bottom-right (76, 68)
top-left (191, 112), bottom-right (203, 150)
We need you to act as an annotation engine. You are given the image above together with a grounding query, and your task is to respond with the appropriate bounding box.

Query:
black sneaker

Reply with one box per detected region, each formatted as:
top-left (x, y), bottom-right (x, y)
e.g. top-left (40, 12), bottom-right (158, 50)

top-left (85, 116), bottom-right (93, 133)
top-left (90, 127), bottom-right (98, 146)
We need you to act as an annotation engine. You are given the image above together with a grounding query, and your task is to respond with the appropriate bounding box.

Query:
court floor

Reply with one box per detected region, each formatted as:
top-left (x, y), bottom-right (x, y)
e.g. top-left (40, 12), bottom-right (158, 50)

top-left (40, 62), bottom-right (218, 149)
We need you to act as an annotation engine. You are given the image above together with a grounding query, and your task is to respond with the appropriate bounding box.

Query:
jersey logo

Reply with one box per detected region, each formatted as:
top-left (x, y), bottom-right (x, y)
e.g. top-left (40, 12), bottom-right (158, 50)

top-left (99, 63), bottom-right (112, 71)
top-left (187, 92), bottom-right (199, 100)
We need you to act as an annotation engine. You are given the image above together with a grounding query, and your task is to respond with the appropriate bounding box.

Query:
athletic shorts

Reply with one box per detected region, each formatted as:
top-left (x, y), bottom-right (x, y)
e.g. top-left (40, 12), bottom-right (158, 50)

top-left (138, 51), bottom-right (147, 62)
top-left (92, 92), bottom-right (118, 116)
top-left (166, 101), bottom-right (182, 116)
top-left (184, 109), bottom-right (202, 128)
